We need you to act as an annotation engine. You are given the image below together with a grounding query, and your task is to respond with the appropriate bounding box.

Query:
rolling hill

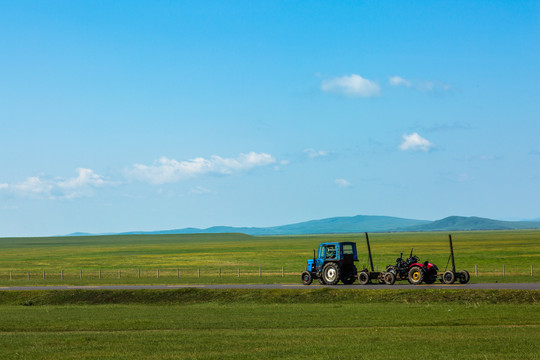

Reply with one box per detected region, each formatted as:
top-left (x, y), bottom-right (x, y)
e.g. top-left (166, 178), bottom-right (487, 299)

top-left (71, 214), bottom-right (540, 236)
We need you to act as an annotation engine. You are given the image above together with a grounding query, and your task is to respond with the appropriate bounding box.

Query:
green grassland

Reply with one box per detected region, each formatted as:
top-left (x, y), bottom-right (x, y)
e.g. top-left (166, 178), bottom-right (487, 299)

top-left (0, 289), bottom-right (538, 359)
top-left (0, 230), bottom-right (538, 284)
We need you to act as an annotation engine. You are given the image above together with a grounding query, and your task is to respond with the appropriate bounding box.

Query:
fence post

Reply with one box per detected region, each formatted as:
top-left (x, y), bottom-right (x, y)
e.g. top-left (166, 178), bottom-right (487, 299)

top-left (118, 270), bottom-right (121, 279)
top-left (475, 265), bottom-right (478, 277)
top-left (99, 269), bottom-right (102, 280)
top-left (237, 268), bottom-right (240, 277)
top-left (157, 269), bottom-right (159, 279)
top-left (9, 271), bottom-right (12, 281)
top-left (27, 272), bottom-right (30, 280)
top-left (61, 270), bottom-right (64, 280)
top-left (177, 268), bottom-right (179, 278)
top-left (43, 271), bottom-right (45, 280)
top-left (532, 264), bottom-right (534, 277)
top-left (80, 270), bottom-right (82, 280)
top-left (259, 266), bottom-right (262, 277)
top-left (197, 267), bottom-right (200, 278)
top-left (502, 265), bottom-right (505, 277)
top-left (282, 267), bottom-right (284, 277)
top-left (137, 268), bottom-right (140, 279)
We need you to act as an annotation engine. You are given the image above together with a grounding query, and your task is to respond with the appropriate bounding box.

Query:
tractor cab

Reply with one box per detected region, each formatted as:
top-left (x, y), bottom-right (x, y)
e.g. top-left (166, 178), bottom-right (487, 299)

top-left (303, 242), bottom-right (359, 285)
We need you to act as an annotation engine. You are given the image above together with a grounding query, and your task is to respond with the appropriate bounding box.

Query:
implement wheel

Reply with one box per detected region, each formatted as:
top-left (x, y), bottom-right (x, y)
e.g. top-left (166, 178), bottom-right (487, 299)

top-left (408, 266), bottom-right (423, 285)
top-left (358, 271), bottom-right (370, 285)
top-left (442, 270), bottom-right (456, 284)
top-left (322, 263), bottom-right (340, 285)
top-left (301, 271), bottom-right (313, 285)
top-left (459, 270), bottom-right (470, 284)
top-left (384, 272), bottom-right (396, 285)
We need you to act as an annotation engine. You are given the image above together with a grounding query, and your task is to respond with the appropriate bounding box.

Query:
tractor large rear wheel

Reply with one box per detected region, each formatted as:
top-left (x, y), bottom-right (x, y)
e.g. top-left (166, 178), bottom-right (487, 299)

top-left (424, 271), bottom-right (438, 284)
top-left (340, 265), bottom-right (357, 285)
top-left (322, 263), bottom-right (340, 285)
top-left (341, 274), bottom-right (356, 284)
top-left (408, 266), bottom-right (423, 285)
top-left (459, 270), bottom-right (470, 284)
top-left (301, 271), bottom-right (313, 285)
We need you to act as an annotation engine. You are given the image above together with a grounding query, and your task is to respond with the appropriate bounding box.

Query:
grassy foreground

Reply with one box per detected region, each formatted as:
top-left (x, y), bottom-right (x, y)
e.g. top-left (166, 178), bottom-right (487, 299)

top-left (0, 230), bottom-right (539, 285)
top-left (0, 289), bottom-right (538, 359)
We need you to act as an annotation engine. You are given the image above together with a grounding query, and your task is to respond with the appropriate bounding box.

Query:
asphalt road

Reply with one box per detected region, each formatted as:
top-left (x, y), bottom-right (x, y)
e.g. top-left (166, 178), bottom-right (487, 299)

top-left (0, 283), bottom-right (539, 291)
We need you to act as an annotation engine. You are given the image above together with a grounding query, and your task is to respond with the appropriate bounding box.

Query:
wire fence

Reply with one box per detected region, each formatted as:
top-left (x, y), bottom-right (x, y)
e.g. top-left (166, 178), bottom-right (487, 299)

top-left (0, 264), bottom-right (537, 281)
top-left (0, 266), bottom-right (301, 281)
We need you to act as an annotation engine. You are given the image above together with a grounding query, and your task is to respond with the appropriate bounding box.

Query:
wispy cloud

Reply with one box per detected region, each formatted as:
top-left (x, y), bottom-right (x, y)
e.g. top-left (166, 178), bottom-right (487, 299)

top-left (399, 133), bottom-right (435, 152)
top-left (303, 148), bottom-right (329, 158)
top-left (335, 178), bottom-right (352, 188)
top-left (321, 74), bottom-right (380, 98)
top-left (417, 80), bottom-right (451, 92)
top-left (127, 152), bottom-right (276, 184)
top-left (388, 76), bottom-right (411, 87)
top-left (190, 186), bottom-right (213, 195)
top-left (1, 168), bottom-right (111, 199)
top-left (389, 75), bottom-right (451, 93)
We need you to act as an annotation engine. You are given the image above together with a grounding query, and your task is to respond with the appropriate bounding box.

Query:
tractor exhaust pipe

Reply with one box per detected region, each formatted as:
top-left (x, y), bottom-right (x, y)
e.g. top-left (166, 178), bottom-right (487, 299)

top-left (365, 232), bottom-right (375, 272)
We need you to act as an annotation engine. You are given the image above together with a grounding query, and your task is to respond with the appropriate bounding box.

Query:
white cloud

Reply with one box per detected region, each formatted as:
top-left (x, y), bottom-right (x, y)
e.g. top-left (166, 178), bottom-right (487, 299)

top-left (190, 186), bottom-right (212, 195)
top-left (335, 178), bottom-right (352, 188)
top-left (128, 152), bottom-right (276, 184)
top-left (417, 81), bottom-right (451, 92)
top-left (388, 76), bottom-right (411, 87)
top-left (303, 148), bottom-right (328, 158)
top-left (56, 168), bottom-right (110, 199)
top-left (399, 133), bottom-right (435, 152)
top-left (12, 176), bottom-right (53, 196)
top-left (389, 75), bottom-right (451, 93)
top-left (321, 74), bottom-right (380, 98)
top-left (1, 168), bottom-right (111, 199)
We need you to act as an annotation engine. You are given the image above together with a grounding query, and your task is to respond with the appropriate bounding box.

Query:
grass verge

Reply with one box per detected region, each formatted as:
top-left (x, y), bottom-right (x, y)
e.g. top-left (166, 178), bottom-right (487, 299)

top-left (0, 290), bottom-right (538, 359)
top-left (0, 288), bottom-right (538, 306)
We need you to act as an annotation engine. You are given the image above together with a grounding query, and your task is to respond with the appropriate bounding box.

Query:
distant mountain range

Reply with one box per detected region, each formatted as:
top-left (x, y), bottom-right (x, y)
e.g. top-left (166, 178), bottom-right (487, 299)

top-left (68, 215), bottom-right (540, 236)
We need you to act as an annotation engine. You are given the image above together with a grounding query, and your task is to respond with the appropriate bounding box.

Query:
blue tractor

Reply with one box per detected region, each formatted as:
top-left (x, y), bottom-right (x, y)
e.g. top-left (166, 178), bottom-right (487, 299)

top-left (301, 242), bottom-right (359, 285)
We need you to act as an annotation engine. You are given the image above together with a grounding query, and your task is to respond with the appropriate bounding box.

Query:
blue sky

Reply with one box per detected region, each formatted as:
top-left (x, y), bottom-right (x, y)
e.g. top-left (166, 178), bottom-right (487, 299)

top-left (1, 1), bottom-right (539, 237)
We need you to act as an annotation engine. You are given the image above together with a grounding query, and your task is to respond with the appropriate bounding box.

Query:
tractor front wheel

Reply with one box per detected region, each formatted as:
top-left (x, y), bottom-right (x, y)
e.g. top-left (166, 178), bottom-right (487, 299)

top-left (358, 271), bottom-right (370, 285)
top-left (322, 263), bottom-right (340, 285)
top-left (442, 270), bottom-right (456, 284)
top-left (459, 270), bottom-right (470, 284)
top-left (384, 272), bottom-right (396, 285)
top-left (408, 266), bottom-right (423, 285)
top-left (301, 271), bottom-right (313, 285)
